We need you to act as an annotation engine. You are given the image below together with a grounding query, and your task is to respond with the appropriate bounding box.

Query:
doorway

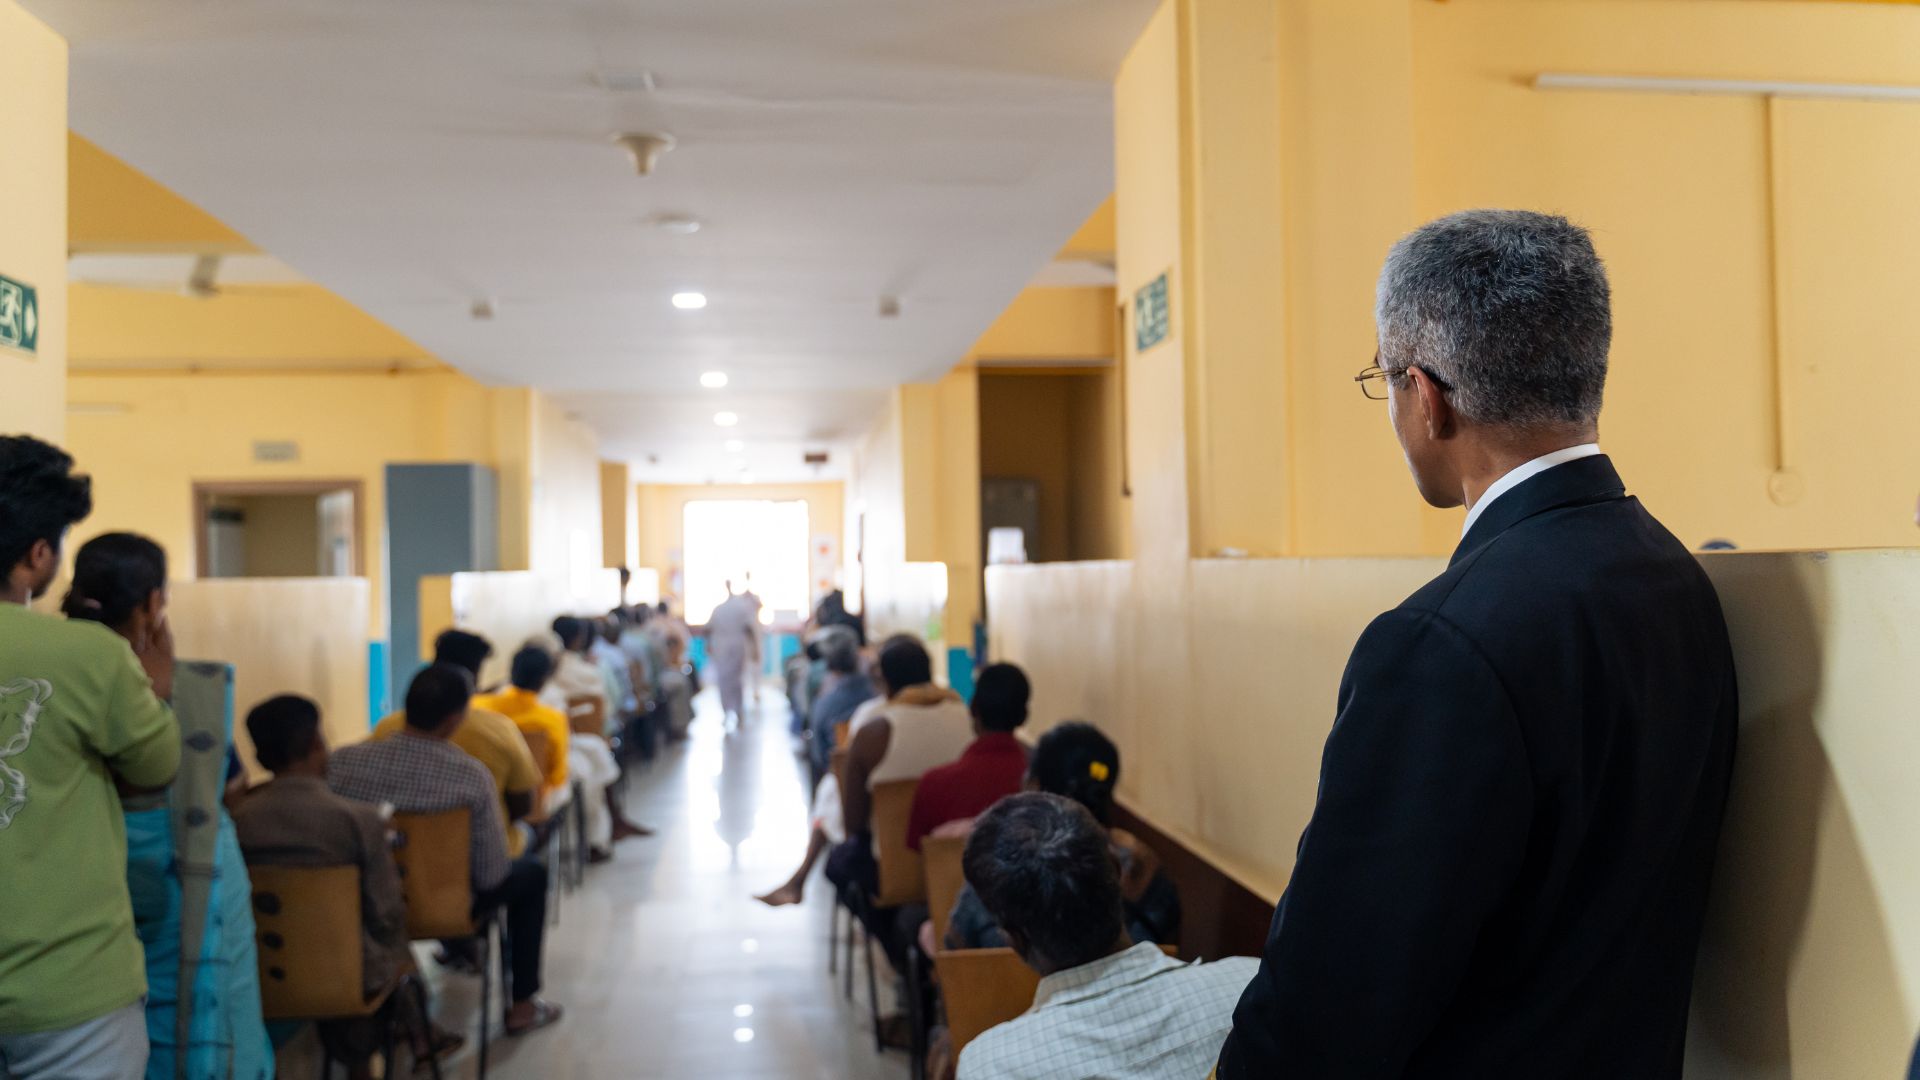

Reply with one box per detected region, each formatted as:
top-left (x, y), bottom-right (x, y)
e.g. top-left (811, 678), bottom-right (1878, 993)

top-left (681, 499), bottom-right (811, 625)
top-left (193, 480), bottom-right (364, 579)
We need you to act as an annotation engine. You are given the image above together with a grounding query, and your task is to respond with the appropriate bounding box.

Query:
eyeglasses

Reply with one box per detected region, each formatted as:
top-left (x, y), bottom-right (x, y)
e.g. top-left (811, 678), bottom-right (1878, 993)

top-left (1355, 364), bottom-right (1398, 401)
top-left (1355, 361), bottom-right (1450, 401)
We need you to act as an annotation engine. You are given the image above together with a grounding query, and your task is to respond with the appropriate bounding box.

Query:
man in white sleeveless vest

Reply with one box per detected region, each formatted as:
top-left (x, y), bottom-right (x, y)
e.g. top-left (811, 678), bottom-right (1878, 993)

top-left (825, 637), bottom-right (972, 964)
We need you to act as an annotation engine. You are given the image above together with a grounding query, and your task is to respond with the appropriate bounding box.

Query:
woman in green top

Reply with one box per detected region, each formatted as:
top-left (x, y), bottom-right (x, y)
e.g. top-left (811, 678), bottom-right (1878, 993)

top-left (0, 436), bottom-right (179, 1080)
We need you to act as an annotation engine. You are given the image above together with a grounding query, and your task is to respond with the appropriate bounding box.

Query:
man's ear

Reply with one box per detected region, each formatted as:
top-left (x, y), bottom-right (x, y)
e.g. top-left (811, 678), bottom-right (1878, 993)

top-left (1410, 366), bottom-right (1455, 441)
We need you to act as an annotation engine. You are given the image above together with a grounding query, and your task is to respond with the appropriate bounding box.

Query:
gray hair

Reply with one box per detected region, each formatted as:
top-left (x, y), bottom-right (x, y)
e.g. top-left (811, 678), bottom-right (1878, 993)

top-left (1375, 209), bottom-right (1611, 429)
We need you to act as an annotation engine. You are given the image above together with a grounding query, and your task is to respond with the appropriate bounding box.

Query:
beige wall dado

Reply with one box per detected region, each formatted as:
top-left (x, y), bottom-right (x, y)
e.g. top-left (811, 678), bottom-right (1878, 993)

top-left (988, 548), bottom-right (1920, 1077)
top-left (169, 577), bottom-right (370, 777)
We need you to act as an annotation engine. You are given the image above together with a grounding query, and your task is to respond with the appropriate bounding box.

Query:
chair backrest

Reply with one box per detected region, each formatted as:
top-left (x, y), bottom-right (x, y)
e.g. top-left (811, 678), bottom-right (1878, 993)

top-left (871, 778), bottom-right (924, 907)
top-left (566, 694), bottom-right (606, 736)
top-left (935, 948), bottom-right (1039, 1059)
top-left (829, 746), bottom-right (849, 796)
top-left (391, 807), bottom-right (476, 939)
top-left (521, 727), bottom-right (555, 782)
top-left (937, 944), bottom-right (1180, 1059)
top-left (923, 833), bottom-right (968, 945)
top-left (249, 864), bottom-right (371, 1020)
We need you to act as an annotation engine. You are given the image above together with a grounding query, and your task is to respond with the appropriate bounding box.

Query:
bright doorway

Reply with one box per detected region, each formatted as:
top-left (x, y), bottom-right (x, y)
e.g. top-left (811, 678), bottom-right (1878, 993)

top-left (681, 499), bottom-right (811, 625)
top-left (193, 480), bottom-right (363, 579)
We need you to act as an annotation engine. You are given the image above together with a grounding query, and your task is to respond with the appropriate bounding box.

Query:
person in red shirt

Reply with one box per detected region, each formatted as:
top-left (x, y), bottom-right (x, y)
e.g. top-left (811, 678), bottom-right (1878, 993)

top-left (905, 663), bottom-right (1031, 851)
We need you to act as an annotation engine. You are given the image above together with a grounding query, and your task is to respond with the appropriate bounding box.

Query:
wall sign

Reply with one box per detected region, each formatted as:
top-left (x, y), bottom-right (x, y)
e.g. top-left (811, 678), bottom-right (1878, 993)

top-left (0, 274), bottom-right (38, 356)
top-left (1133, 272), bottom-right (1170, 353)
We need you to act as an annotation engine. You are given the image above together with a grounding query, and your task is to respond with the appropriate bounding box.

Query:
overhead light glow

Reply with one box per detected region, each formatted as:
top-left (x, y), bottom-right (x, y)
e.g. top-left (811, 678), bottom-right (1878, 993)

top-left (739, 474), bottom-right (757, 485)
top-left (733, 1028), bottom-right (755, 1044)
top-left (700, 371), bottom-right (729, 389)
top-left (724, 439), bottom-right (744, 453)
top-left (714, 411), bottom-right (739, 428)
top-left (672, 291), bottom-right (708, 310)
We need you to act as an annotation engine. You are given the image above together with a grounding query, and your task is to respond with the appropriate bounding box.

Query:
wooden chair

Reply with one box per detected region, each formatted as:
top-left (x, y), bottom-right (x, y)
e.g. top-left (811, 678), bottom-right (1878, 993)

top-left (565, 694), bottom-right (606, 737)
top-left (871, 779), bottom-right (924, 908)
top-left (937, 944), bottom-right (1180, 1060)
top-left (391, 808), bottom-right (498, 1079)
top-left (249, 864), bottom-right (442, 1080)
top-left (922, 833), bottom-right (968, 947)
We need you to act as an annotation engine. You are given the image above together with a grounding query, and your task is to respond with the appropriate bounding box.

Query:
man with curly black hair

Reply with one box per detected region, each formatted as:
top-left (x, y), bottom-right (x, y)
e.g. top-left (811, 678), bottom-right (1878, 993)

top-left (0, 435), bottom-right (180, 1079)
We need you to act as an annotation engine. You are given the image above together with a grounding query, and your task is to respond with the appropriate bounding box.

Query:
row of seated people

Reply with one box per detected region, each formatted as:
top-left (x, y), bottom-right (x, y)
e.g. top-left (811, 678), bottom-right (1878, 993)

top-left (758, 632), bottom-right (1256, 1079)
top-left (0, 431), bottom-right (677, 1079)
top-left (244, 602), bottom-right (704, 1077)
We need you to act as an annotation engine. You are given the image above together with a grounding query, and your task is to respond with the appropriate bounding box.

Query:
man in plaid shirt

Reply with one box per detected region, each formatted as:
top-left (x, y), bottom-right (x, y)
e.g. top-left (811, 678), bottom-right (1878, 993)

top-left (956, 793), bottom-right (1256, 1079)
top-left (329, 664), bottom-right (564, 1036)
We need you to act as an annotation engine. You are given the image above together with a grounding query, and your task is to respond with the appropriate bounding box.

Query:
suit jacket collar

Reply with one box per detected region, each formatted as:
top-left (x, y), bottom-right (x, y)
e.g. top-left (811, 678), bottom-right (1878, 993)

top-left (1451, 454), bottom-right (1627, 566)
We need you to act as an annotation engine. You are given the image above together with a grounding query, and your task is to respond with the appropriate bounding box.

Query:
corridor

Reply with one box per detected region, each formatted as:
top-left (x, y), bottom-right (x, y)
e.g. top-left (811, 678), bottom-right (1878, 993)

top-left (423, 685), bottom-right (901, 1080)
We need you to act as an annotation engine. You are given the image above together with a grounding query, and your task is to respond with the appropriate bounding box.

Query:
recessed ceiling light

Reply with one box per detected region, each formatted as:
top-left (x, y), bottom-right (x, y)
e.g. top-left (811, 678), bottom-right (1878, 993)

top-left (646, 213), bottom-right (703, 235)
top-left (724, 439), bottom-right (744, 453)
top-left (672, 291), bottom-right (707, 310)
top-left (700, 371), bottom-right (729, 389)
top-left (714, 411), bottom-right (739, 427)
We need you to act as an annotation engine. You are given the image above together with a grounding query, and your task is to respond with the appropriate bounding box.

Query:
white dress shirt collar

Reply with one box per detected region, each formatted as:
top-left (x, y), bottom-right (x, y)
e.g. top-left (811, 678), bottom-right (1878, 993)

top-left (1460, 443), bottom-right (1603, 538)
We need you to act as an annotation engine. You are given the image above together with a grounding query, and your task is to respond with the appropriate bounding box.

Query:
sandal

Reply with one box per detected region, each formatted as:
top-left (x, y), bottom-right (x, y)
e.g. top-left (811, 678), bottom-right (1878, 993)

top-left (503, 998), bottom-right (564, 1037)
top-left (411, 1029), bottom-right (465, 1073)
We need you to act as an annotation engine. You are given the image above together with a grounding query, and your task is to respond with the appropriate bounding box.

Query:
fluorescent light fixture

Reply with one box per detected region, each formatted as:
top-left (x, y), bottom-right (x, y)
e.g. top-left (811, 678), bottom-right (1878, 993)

top-left (1533, 73), bottom-right (1920, 103)
top-left (724, 439), bottom-right (744, 453)
top-left (671, 291), bottom-right (708, 310)
top-left (700, 371), bottom-right (729, 389)
top-left (713, 411), bottom-right (739, 427)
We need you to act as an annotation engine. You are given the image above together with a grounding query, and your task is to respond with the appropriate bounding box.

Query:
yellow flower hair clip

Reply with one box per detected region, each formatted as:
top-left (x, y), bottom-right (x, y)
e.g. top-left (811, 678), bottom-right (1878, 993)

top-left (1089, 761), bottom-right (1111, 782)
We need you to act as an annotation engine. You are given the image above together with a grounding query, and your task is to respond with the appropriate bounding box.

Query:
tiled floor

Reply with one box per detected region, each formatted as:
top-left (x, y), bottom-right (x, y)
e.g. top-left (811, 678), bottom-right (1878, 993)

top-left (285, 683), bottom-right (907, 1079)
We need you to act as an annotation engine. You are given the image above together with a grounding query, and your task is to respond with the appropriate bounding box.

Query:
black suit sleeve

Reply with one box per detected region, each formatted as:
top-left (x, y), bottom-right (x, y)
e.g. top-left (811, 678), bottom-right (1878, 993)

top-left (1219, 609), bottom-right (1533, 1078)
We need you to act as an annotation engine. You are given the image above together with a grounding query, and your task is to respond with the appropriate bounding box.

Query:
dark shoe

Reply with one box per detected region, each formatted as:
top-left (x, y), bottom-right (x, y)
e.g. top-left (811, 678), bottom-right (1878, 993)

top-left (588, 847), bottom-right (614, 865)
top-left (877, 1012), bottom-right (914, 1051)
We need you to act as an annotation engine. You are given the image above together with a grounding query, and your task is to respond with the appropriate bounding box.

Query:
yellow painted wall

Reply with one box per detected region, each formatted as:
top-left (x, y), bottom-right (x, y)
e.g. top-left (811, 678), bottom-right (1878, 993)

top-left (1125, 0), bottom-right (1920, 560)
top-left (68, 134), bottom-right (253, 254)
top-left (64, 370), bottom-right (541, 632)
top-left (0, 1), bottom-right (67, 442)
top-left (968, 287), bottom-right (1116, 362)
top-left (526, 391), bottom-right (602, 584)
top-left (599, 460), bottom-right (635, 570)
top-left (989, 549), bottom-right (1920, 1077)
top-left (634, 480), bottom-right (846, 610)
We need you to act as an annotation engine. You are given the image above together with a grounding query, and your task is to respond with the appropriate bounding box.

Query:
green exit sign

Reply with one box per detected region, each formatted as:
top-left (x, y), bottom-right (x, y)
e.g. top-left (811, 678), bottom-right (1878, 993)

top-left (1134, 272), bottom-right (1169, 352)
top-left (0, 275), bottom-right (38, 356)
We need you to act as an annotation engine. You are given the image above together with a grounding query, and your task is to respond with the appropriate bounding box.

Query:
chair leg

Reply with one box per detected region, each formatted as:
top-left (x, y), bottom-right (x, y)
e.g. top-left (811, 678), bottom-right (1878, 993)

top-left (864, 925), bottom-right (884, 1053)
top-left (827, 893), bottom-right (840, 976)
top-left (411, 976), bottom-right (445, 1080)
top-left (907, 946), bottom-right (928, 1079)
top-left (843, 910), bottom-right (857, 1001)
top-left (318, 1038), bottom-right (333, 1080)
top-left (478, 928), bottom-right (492, 1080)
top-left (381, 1009), bottom-right (398, 1080)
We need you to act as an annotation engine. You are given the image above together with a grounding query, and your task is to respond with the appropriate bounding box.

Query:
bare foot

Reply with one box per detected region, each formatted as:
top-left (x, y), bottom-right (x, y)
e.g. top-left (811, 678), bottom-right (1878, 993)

top-left (754, 883), bottom-right (804, 907)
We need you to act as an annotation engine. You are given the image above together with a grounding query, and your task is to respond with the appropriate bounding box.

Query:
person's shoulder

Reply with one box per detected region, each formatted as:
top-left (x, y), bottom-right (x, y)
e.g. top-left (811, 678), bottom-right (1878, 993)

top-left (956, 1013), bottom-right (1046, 1079)
top-left (370, 712), bottom-right (405, 740)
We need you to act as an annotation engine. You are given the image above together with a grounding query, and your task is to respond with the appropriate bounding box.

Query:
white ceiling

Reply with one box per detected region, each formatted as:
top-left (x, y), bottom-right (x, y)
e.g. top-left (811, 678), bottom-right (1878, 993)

top-left (30, 0), bottom-right (1154, 482)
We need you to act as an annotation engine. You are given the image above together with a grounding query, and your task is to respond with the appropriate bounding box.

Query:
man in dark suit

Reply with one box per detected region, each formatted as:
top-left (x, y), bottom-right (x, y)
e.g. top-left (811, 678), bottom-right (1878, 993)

top-left (1218, 210), bottom-right (1739, 1079)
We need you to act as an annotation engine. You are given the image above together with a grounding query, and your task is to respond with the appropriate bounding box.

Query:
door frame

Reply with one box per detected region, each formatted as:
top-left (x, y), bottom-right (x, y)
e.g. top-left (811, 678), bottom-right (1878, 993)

top-left (191, 478), bottom-right (368, 578)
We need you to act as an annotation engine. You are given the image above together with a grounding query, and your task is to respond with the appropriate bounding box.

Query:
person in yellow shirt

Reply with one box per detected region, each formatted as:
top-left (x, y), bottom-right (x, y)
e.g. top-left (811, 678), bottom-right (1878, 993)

top-left (475, 647), bottom-right (571, 793)
top-left (477, 645), bottom-right (630, 863)
top-left (371, 630), bottom-right (540, 853)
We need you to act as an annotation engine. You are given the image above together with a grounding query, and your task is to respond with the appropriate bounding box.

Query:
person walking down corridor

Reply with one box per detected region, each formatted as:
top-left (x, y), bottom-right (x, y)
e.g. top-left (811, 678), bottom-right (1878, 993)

top-left (0, 437), bottom-right (181, 1080)
top-left (1218, 211), bottom-right (1739, 1080)
top-left (706, 582), bottom-right (762, 728)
